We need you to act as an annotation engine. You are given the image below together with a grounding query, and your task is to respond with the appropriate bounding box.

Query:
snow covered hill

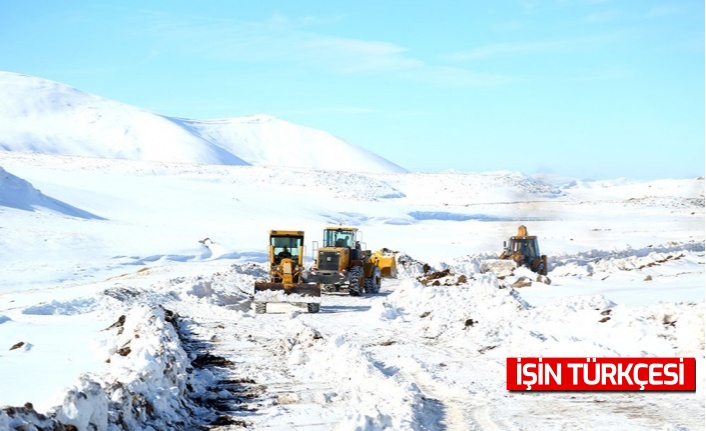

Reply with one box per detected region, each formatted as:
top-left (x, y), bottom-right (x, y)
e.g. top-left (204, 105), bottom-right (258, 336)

top-left (176, 115), bottom-right (405, 173)
top-left (0, 72), bottom-right (405, 173)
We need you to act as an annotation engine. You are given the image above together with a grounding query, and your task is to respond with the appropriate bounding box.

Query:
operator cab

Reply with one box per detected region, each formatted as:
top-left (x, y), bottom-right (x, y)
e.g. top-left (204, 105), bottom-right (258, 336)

top-left (322, 228), bottom-right (356, 249)
top-left (506, 237), bottom-right (540, 259)
top-left (271, 234), bottom-right (303, 264)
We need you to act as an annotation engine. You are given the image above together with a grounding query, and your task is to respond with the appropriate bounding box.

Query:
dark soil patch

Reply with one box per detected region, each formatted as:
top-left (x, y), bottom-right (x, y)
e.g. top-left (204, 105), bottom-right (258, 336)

top-left (191, 353), bottom-right (234, 369)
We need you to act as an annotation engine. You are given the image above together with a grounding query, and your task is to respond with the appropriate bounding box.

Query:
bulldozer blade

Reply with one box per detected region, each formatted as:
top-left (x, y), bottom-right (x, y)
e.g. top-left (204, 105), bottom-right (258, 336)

top-left (254, 282), bottom-right (321, 297)
top-left (479, 259), bottom-right (518, 277)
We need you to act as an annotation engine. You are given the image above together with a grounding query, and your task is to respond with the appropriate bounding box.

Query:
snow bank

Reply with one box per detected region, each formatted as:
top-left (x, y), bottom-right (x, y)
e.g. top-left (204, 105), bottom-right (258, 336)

top-left (371, 276), bottom-right (530, 344)
top-left (1, 263), bottom-right (264, 429)
top-left (22, 298), bottom-right (98, 316)
top-left (548, 241), bottom-right (705, 277)
top-left (0, 305), bottom-right (206, 430)
top-left (103, 263), bottom-right (263, 313)
top-left (374, 271), bottom-right (704, 360)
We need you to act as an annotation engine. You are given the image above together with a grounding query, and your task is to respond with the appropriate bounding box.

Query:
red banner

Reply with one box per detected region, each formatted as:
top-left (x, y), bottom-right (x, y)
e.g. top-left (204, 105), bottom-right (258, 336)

top-left (506, 357), bottom-right (696, 391)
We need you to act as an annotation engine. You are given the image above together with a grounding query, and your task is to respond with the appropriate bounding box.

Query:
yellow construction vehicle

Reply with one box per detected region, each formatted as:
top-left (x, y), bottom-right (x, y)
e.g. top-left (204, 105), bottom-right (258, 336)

top-left (307, 226), bottom-right (384, 295)
top-left (480, 225), bottom-right (548, 276)
top-left (254, 230), bottom-right (321, 313)
top-left (370, 248), bottom-right (398, 278)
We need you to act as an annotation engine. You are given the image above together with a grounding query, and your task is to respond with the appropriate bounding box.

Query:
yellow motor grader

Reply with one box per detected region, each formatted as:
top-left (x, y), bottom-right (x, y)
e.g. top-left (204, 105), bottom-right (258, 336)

top-left (254, 230), bottom-right (321, 313)
top-left (307, 226), bottom-right (394, 295)
top-left (480, 225), bottom-right (548, 276)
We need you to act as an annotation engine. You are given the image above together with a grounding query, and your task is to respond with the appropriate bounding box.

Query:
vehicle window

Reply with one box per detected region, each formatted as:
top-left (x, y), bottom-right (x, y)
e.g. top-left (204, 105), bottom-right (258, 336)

top-left (323, 229), bottom-right (354, 247)
top-left (271, 236), bottom-right (303, 256)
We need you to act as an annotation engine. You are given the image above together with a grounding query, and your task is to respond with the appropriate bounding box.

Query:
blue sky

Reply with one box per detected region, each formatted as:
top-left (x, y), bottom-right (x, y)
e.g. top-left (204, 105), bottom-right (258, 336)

top-left (1, 0), bottom-right (703, 179)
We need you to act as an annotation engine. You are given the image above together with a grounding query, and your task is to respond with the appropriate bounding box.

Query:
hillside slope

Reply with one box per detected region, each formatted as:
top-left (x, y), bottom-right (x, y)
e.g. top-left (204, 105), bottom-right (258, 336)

top-left (0, 166), bottom-right (102, 219)
top-left (176, 115), bottom-right (406, 173)
top-left (0, 72), bottom-right (405, 173)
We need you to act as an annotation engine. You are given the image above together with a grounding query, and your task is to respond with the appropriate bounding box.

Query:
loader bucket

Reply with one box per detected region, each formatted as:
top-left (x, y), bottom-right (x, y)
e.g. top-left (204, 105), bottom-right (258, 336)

top-left (371, 249), bottom-right (398, 278)
top-left (479, 259), bottom-right (518, 277)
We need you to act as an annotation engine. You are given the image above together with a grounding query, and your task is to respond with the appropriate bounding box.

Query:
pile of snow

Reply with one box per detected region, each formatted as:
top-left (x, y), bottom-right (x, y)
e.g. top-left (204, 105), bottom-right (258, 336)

top-left (394, 252), bottom-right (436, 278)
top-left (106, 263), bottom-right (263, 312)
top-left (373, 270), bottom-right (704, 359)
top-left (369, 275), bottom-right (530, 343)
top-left (0, 72), bottom-right (405, 173)
top-left (547, 241), bottom-right (706, 277)
top-left (0, 306), bottom-right (205, 430)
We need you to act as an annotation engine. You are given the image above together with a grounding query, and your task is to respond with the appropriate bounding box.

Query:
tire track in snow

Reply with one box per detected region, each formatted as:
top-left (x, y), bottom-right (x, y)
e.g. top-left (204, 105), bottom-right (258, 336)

top-left (365, 331), bottom-right (504, 431)
top-left (183, 297), bottom-right (427, 429)
top-left (240, 294), bottom-right (446, 430)
top-left (182, 305), bottom-right (344, 430)
top-left (321, 283), bottom-right (504, 431)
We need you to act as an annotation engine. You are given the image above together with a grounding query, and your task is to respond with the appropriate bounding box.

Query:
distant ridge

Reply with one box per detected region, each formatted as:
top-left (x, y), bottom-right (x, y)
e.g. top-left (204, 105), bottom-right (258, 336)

top-left (0, 72), bottom-right (406, 174)
top-left (0, 166), bottom-right (103, 219)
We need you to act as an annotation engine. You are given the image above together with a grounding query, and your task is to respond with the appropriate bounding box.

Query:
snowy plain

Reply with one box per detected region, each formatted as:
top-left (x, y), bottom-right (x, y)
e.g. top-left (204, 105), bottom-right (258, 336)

top-left (0, 72), bottom-right (704, 430)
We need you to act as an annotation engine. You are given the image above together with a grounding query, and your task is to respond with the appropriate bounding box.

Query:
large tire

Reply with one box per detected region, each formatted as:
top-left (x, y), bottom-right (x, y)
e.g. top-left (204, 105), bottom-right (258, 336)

top-left (255, 302), bottom-right (266, 314)
top-left (541, 256), bottom-right (548, 276)
top-left (364, 266), bottom-right (381, 294)
top-left (348, 266), bottom-right (364, 296)
top-left (535, 262), bottom-right (546, 276)
top-left (307, 302), bottom-right (320, 313)
top-left (532, 256), bottom-right (548, 276)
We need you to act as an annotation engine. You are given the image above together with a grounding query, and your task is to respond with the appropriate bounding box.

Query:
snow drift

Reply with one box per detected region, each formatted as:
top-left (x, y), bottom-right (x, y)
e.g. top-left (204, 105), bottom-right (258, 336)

top-left (0, 166), bottom-right (102, 219)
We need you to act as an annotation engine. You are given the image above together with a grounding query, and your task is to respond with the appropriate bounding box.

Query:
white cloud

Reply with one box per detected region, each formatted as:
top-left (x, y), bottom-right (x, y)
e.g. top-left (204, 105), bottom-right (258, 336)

top-left (292, 34), bottom-right (422, 74)
top-left (586, 9), bottom-right (620, 23)
top-left (442, 32), bottom-right (623, 62)
top-left (646, 5), bottom-right (682, 18)
top-left (328, 106), bottom-right (381, 114)
top-left (137, 11), bottom-right (511, 88)
top-left (442, 40), bottom-right (572, 62)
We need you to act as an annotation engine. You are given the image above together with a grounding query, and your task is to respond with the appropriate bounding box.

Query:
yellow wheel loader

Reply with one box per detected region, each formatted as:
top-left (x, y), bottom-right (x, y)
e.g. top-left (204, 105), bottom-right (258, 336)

top-left (480, 225), bottom-right (548, 276)
top-left (307, 226), bottom-right (384, 296)
top-left (254, 230), bottom-right (321, 313)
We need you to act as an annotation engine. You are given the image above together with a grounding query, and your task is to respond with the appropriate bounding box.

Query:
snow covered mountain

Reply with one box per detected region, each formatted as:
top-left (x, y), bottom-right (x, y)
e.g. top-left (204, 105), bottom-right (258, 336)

top-left (0, 72), bottom-right (405, 173)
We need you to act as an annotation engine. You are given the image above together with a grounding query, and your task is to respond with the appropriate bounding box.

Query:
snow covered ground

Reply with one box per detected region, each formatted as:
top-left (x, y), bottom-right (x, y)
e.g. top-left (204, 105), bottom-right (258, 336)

top-left (0, 150), bottom-right (703, 430)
